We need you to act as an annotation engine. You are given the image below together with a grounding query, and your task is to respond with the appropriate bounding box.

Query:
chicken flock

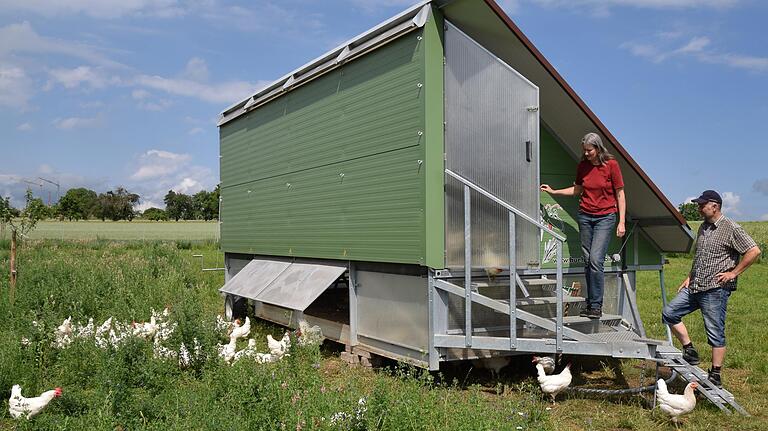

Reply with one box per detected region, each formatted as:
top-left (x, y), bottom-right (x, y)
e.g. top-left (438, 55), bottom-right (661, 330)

top-left (9, 310), bottom-right (325, 420)
top-left (11, 310), bottom-right (702, 422)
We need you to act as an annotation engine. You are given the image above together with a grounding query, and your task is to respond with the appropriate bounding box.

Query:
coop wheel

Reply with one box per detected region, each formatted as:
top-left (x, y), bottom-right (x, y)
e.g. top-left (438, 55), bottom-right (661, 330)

top-left (224, 294), bottom-right (247, 321)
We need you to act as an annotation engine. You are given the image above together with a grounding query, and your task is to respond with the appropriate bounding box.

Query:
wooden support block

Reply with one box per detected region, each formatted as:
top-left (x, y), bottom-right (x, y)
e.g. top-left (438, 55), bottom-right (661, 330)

top-left (352, 347), bottom-right (371, 359)
top-left (340, 351), bottom-right (358, 365)
top-left (359, 356), bottom-right (372, 368)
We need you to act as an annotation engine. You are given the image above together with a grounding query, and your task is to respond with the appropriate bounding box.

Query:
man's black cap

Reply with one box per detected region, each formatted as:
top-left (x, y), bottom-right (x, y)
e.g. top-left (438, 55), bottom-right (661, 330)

top-left (691, 190), bottom-right (722, 205)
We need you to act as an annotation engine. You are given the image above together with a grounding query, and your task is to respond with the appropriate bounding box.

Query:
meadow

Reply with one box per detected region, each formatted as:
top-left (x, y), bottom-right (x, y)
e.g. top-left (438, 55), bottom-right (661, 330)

top-left (0, 221), bottom-right (765, 430)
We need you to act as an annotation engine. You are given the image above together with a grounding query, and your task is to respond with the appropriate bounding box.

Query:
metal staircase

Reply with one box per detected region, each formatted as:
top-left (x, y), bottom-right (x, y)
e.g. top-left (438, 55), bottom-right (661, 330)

top-left (428, 170), bottom-right (661, 367)
top-left (428, 169), bottom-right (749, 415)
top-left (655, 347), bottom-right (749, 416)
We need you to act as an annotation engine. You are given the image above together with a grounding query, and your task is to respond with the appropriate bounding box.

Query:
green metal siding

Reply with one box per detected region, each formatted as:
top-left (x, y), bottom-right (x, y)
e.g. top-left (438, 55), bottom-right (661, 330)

top-left (539, 126), bottom-right (662, 269)
top-left (220, 31), bottom-right (427, 264)
top-left (424, 6), bottom-right (446, 269)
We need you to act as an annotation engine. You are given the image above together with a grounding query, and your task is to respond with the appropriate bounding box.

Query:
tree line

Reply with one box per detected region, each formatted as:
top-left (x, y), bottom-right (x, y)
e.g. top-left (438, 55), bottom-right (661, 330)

top-left (2, 186), bottom-right (220, 222)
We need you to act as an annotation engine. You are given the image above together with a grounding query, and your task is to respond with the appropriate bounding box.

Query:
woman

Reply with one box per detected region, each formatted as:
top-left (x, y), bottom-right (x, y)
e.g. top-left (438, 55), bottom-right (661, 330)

top-left (540, 132), bottom-right (625, 319)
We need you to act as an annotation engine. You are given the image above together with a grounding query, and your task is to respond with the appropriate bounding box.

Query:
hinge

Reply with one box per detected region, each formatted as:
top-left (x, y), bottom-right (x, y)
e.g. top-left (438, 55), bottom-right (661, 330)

top-left (526, 106), bottom-right (539, 112)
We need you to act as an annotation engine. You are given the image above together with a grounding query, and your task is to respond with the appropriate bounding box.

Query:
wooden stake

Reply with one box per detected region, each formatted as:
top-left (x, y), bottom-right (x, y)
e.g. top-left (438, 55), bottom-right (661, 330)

top-left (9, 229), bottom-right (16, 303)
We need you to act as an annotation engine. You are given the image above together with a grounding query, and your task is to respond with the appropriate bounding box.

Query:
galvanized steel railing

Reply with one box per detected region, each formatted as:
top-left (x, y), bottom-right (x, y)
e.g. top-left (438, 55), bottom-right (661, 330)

top-left (445, 169), bottom-right (567, 351)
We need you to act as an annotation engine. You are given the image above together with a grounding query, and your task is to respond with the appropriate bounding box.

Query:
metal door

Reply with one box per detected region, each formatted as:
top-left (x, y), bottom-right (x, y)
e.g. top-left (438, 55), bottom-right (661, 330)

top-left (444, 21), bottom-right (540, 269)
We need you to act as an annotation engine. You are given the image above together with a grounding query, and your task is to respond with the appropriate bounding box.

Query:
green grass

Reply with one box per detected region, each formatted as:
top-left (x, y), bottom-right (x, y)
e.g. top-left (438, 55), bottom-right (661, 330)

top-left (0, 222), bottom-right (765, 430)
top-left (0, 220), bottom-right (219, 241)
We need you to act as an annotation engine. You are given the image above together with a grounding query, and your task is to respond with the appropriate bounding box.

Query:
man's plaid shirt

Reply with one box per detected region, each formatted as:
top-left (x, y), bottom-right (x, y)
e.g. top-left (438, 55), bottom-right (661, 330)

top-left (689, 215), bottom-right (757, 292)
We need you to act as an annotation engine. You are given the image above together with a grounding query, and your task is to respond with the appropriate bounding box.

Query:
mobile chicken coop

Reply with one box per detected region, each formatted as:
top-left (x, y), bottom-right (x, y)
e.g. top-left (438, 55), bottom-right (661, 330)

top-left (218, 0), bottom-right (703, 388)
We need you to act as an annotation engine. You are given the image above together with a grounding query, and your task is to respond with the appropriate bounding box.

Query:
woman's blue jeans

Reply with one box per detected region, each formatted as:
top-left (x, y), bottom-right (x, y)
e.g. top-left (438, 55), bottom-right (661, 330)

top-left (577, 212), bottom-right (616, 310)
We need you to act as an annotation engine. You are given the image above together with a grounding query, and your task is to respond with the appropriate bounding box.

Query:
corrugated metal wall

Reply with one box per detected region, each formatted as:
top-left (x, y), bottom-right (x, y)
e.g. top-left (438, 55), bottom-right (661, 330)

top-left (444, 22), bottom-right (540, 269)
top-left (219, 32), bottom-right (427, 264)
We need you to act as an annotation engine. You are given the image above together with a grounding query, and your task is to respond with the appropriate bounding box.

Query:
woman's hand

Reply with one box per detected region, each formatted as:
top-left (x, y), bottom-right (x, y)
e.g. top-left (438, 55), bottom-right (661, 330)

top-left (616, 222), bottom-right (626, 238)
top-left (540, 184), bottom-right (554, 194)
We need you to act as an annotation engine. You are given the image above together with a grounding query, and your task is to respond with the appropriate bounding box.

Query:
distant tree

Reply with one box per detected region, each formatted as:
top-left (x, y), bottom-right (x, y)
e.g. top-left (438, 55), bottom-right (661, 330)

top-left (94, 187), bottom-right (140, 221)
top-left (164, 190), bottom-right (194, 221)
top-left (142, 207), bottom-right (168, 221)
top-left (58, 187), bottom-right (98, 220)
top-left (1, 191), bottom-right (47, 301)
top-left (678, 202), bottom-right (703, 222)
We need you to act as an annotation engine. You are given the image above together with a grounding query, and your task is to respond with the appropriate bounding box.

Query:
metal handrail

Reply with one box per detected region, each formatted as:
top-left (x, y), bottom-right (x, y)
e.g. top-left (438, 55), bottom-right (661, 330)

top-left (445, 169), bottom-right (565, 242)
top-left (445, 168), bottom-right (566, 352)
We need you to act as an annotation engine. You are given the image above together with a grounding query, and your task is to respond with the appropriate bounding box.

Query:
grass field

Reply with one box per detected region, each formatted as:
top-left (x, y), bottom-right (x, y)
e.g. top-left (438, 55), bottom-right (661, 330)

top-left (0, 221), bottom-right (765, 430)
top-left (0, 221), bottom-right (219, 241)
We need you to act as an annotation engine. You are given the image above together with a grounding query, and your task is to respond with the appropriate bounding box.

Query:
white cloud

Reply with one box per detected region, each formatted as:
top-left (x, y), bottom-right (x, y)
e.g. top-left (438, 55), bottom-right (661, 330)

top-left (130, 149), bottom-right (192, 180)
top-left (754, 179), bottom-right (768, 196)
top-left (720, 191), bottom-right (741, 216)
top-left (623, 33), bottom-right (768, 73)
top-left (128, 149), bottom-right (215, 208)
top-left (0, 65), bottom-right (34, 109)
top-left (760, 213), bottom-right (768, 222)
top-left (132, 89), bottom-right (150, 100)
top-left (189, 127), bottom-right (204, 135)
top-left (532, 0), bottom-right (738, 10)
top-left (0, 0), bottom-right (185, 19)
top-left (53, 116), bottom-right (98, 130)
top-left (135, 200), bottom-right (164, 212)
top-left (0, 22), bottom-right (125, 69)
top-left (17, 122), bottom-right (33, 131)
top-left (133, 57), bottom-right (268, 105)
top-left (182, 57), bottom-right (210, 82)
top-left (173, 177), bottom-right (203, 194)
top-left (48, 66), bottom-right (119, 89)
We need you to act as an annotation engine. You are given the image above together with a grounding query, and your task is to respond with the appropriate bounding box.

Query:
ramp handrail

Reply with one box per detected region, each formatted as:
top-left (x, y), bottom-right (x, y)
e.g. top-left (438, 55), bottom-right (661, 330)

top-left (445, 168), bottom-right (567, 352)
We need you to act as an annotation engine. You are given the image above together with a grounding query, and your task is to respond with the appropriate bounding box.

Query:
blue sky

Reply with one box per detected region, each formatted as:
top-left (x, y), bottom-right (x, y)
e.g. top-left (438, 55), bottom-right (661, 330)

top-left (1, 0), bottom-right (766, 220)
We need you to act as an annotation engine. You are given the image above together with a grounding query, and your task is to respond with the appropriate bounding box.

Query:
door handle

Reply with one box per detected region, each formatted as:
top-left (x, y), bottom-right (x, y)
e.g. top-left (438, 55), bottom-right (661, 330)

top-left (525, 141), bottom-right (532, 162)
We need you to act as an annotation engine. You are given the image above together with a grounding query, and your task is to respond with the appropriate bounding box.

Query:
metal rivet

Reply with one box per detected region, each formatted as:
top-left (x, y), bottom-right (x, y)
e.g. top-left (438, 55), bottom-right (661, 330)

top-left (417, 130), bottom-right (423, 136)
top-left (417, 83), bottom-right (423, 88)
top-left (286, 183), bottom-right (291, 188)
top-left (417, 160), bottom-right (423, 166)
top-left (339, 173), bottom-right (345, 177)
top-left (417, 35), bottom-right (422, 41)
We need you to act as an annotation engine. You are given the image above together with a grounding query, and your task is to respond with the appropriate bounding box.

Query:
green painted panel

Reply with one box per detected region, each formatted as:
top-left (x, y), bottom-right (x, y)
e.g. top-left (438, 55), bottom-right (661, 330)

top-left (220, 33), bottom-right (425, 188)
top-left (538, 127), bottom-right (660, 269)
top-left (220, 145), bottom-right (425, 263)
top-left (219, 31), bottom-right (426, 264)
top-left (424, 6), bottom-right (445, 269)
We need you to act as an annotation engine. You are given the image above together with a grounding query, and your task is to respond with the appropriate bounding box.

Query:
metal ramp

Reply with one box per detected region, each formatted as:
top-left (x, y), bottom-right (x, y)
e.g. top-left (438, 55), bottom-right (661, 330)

top-left (655, 347), bottom-right (750, 416)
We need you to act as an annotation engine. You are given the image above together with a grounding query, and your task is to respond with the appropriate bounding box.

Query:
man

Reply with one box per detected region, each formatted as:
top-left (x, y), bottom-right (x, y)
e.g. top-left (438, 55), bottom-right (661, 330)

top-left (662, 190), bottom-right (761, 388)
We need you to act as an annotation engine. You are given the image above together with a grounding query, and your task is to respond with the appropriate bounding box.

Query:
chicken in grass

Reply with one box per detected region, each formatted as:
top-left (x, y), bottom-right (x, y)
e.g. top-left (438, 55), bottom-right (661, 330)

top-left (267, 332), bottom-right (291, 356)
top-left (532, 355), bottom-right (556, 374)
top-left (8, 385), bottom-right (62, 419)
top-left (535, 363), bottom-right (571, 403)
top-left (229, 316), bottom-right (251, 340)
top-left (656, 379), bottom-right (698, 426)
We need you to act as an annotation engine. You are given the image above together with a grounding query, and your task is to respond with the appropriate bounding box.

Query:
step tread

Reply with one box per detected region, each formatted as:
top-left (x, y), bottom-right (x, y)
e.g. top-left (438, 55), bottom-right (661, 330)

top-left (507, 296), bottom-right (585, 305)
top-left (522, 278), bottom-right (558, 286)
top-left (560, 314), bottom-right (622, 324)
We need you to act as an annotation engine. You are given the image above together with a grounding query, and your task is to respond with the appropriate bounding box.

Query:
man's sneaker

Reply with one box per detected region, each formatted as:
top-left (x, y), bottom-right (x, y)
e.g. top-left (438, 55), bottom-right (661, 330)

top-left (682, 345), bottom-right (700, 365)
top-left (708, 369), bottom-right (723, 388)
top-left (579, 307), bottom-right (592, 317)
top-left (584, 307), bottom-right (602, 319)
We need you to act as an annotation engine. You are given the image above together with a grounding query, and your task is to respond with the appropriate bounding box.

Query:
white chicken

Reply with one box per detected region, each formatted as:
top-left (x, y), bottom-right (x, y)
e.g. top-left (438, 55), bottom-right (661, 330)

top-left (656, 379), bottom-right (698, 425)
top-left (53, 317), bottom-right (73, 348)
top-left (267, 332), bottom-right (291, 356)
top-left (532, 356), bottom-right (556, 374)
top-left (535, 363), bottom-right (572, 403)
top-left (218, 336), bottom-right (238, 363)
top-left (484, 266), bottom-right (503, 283)
top-left (8, 385), bottom-right (62, 419)
top-left (230, 316), bottom-right (251, 340)
top-left (296, 320), bottom-right (324, 346)
top-left (132, 315), bottom-right (158, 339)
top-left (233, 339), bottom-right (259, 362)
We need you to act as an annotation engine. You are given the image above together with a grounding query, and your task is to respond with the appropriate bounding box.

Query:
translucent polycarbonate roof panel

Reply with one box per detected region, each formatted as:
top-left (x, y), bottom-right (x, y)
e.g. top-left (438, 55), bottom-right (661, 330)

top-left (254, 262), bottom-right (347, 311)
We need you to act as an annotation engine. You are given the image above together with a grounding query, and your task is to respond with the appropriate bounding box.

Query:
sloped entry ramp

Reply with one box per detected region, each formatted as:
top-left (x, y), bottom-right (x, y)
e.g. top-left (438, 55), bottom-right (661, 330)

top-left (219, 259), bottom-right (346, 311)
